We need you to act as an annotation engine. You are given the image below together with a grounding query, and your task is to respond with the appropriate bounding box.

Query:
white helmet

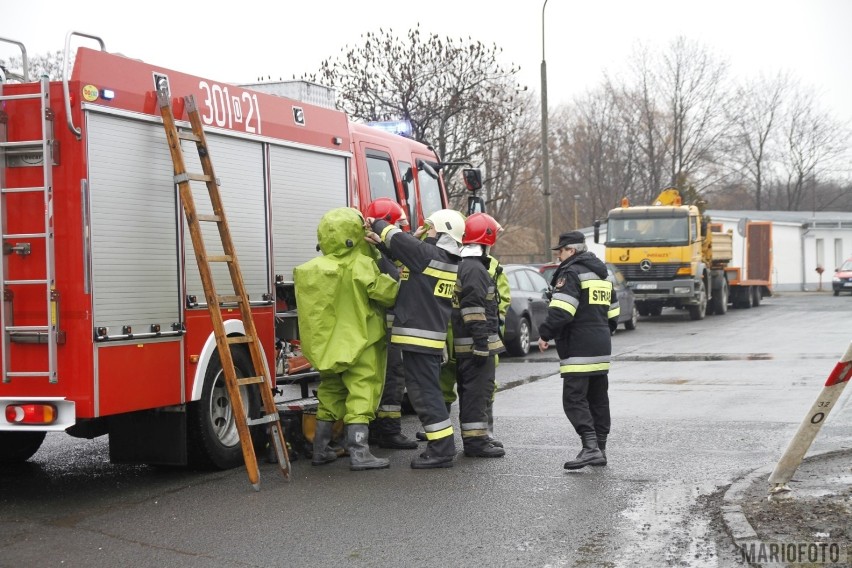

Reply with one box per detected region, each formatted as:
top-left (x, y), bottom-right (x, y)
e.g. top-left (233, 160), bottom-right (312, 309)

top-left (424, 209), bottom-right (466, 243)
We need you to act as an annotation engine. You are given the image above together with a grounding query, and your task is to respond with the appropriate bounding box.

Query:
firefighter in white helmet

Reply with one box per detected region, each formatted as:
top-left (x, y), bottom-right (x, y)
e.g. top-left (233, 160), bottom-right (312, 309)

top-left (365, 208), bottom-right (465, 469)
top-left (452, 213), bottom-right (506, 457)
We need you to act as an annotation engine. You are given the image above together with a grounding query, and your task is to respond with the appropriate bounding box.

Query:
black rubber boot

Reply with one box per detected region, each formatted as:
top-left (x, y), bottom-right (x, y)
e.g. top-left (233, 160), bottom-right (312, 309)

top-left (411, 436), bottom-right (455, 469)
top-left (594, 435), bottom-right (608, 466)
top-left (311, 419), bottom-right (338, 466)
top-left (372, 417), bottom-right (418, 449)
top-left (346, 424), bottom-right (389, 471)
top-left (485, 404), bottom-right (504, 448)
top-left (464, 436), bottom-right (505, 458)
top-left (377, 432), bottom-right (418, 450)
top-left (563, 432), bottom-right (606, 470)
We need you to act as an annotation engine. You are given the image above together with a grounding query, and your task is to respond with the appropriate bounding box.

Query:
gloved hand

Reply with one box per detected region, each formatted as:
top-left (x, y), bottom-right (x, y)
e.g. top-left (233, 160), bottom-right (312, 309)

top-left (472, 352), bottom-right (489, 367)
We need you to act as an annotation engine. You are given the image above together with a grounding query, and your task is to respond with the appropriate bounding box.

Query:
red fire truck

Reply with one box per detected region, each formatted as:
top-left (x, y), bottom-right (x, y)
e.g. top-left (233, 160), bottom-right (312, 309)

top-left (0, 32), bottom-right (450, 467)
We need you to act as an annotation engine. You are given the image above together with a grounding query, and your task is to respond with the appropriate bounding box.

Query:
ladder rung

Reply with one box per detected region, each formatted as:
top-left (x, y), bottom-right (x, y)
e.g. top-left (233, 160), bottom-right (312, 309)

top-left (6, 325), bottom-right (49, 332)
top-left (174, 172), bottom-right (214, 184)
top-left (196, 214), bottom-right (222, 223)
top-left (3, 232), bottom-right (47, 239)
top-left (0, 92), bottom-right (44, 102)
top-left (246, 413), bottom-right (279, 426)
top-left (0, 140), bottom-right (46, 149)
top-left (207, 255), bottom-right (233, 263)
top-left (177, 131), bottom-right (201, 142)
top-left (2, 187), bottom-right (48, 195)
top-left (4, 279), bottom-right (49, 285)
top-left (217, 295), bottom-right (243, 303)
top-left (6, 371), bottom-right (51, 378)
top-left (227, 336), bottom-right (254, 344)
top-left (236, 375), bottom-right (265, 386)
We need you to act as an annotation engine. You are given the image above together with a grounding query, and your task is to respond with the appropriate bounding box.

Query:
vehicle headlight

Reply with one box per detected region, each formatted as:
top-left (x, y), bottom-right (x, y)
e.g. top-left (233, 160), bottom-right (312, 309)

top-left (832, 276), bottom-right (840, 282)
top-left (673, 286), bottom-right (691, 294)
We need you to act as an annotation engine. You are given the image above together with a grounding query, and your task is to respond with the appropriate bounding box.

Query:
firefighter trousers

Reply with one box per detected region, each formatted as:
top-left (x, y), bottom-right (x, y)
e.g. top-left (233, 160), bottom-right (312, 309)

top-left (561, 373), bottom-right (610, 439)
top-left (402, 350), bottom-right (455, 457)
top-left (374, 341), bottom-right (405, 435)
top-left (456, 355), bottom-right (496, 445)
top-left (316, 341), bottom-right (386, 425)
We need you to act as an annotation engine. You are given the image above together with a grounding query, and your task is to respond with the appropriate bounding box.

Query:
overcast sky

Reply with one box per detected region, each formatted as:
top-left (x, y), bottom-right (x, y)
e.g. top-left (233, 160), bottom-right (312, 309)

top-left (3, 0), bottom-right (851, 125)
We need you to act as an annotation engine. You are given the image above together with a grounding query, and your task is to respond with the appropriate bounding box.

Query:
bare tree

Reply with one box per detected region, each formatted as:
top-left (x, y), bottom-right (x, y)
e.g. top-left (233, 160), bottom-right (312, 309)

top-left (304, 26), bottom-right (524, 203)
top-left (658, 37), bottom-right (730, 191)
top-left (725, 73), bottom-right (790, 209)
top-left (1, 50), bottom-right (68, 81)
top-left (775, 87), bottom-right (847, 210)
top-left (550, 86), bottom-right (636, 227)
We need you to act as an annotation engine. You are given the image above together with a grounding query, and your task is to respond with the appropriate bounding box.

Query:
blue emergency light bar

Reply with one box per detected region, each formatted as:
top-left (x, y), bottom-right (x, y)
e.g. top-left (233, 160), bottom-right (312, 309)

top-left (366, 119), bottom-right (413, 138)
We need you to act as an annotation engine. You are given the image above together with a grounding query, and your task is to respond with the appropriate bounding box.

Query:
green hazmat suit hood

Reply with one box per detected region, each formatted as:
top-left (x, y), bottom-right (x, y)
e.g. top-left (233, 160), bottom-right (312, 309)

top-left (293, 208), bottom-right (397, 374)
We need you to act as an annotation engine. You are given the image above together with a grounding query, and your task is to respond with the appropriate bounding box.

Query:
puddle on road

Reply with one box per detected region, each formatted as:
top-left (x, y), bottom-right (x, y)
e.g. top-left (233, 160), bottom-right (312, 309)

top-left (588, 481), bottom-right (724, 567)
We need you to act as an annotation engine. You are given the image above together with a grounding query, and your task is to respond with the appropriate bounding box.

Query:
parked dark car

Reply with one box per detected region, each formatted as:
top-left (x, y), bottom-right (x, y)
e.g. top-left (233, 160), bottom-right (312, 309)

top-left (832, 257), bottom-right (852, 296)
top-left (502, 264), bottom-right (551, 356)
top-left (538, 262), bottom-right (638, 334)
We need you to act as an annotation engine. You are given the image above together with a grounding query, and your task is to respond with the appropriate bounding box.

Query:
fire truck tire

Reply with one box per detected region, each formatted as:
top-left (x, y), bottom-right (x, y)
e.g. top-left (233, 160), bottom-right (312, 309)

top-left (187, 347), bottom-right (263, 470)
top-left (0, 431), bottom-right (46, 464)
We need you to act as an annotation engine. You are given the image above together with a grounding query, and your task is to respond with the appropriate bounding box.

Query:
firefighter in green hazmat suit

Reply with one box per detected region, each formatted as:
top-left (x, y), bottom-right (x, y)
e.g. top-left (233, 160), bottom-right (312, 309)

top-left (293, 207), bottom-right (398, 471)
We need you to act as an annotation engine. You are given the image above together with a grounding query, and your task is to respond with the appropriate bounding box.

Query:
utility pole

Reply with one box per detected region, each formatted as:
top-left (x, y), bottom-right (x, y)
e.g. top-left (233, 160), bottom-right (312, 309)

top-left (574, 194), bottom-right (580, 229)
top-left (541, 0), bottom-right (552, 258)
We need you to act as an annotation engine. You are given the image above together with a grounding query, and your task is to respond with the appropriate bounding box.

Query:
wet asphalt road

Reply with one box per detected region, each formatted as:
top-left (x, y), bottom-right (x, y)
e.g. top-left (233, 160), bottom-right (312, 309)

top-left (1, 291), bottom-right (850, 567)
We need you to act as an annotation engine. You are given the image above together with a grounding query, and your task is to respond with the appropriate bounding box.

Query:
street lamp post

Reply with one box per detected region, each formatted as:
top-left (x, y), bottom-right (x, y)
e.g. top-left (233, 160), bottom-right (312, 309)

top-left (541, 0), bottom-right (552, 258)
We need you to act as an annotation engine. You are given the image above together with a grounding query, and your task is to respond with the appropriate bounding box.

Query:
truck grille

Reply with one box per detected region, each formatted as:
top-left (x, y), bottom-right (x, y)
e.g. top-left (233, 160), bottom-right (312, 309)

top-left (615, 263), bottom-right (688, 280)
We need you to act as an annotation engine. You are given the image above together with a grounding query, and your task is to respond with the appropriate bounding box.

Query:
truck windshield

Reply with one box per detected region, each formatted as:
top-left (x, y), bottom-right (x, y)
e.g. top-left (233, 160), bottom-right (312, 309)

top-left (607, 215), bottom-right (689, 245)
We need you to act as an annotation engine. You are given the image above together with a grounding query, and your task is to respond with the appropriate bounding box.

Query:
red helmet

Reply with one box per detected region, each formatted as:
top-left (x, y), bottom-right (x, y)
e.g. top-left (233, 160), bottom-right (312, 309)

top-left (365, 198), bottom-right (408, 226)
top-left (463, 213), bottom-right (502, 246)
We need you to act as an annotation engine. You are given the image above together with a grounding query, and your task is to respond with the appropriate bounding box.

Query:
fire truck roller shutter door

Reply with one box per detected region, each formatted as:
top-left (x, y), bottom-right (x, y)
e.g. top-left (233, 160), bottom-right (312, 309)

top-left (87, 112), bottom-right (182, 332)
top-left (268, 145), bottom-right (348, 282)
top-left (181, 133), bottom-right (269, 304)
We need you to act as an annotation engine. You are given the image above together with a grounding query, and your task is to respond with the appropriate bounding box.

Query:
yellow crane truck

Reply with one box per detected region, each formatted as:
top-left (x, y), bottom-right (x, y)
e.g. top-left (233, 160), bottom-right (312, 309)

top-left (593, 188), bottom-right (772, 320)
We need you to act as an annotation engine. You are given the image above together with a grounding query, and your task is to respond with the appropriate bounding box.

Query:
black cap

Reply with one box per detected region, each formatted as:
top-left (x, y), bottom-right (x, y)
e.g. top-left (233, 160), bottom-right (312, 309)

top-left (552, 231), bottom-right (585, 250)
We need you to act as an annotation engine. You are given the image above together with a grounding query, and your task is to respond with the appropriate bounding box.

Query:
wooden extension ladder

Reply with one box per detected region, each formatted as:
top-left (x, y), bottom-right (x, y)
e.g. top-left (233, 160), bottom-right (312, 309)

top-left (157, 91), bottom-right (290, 490)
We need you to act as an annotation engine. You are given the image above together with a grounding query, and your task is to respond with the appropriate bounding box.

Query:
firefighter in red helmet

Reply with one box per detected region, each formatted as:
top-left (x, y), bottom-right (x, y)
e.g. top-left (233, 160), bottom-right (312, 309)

top-left (364, 199), bottom-right (419, 450)
top-left (451, 213), bottom-right (506, 458)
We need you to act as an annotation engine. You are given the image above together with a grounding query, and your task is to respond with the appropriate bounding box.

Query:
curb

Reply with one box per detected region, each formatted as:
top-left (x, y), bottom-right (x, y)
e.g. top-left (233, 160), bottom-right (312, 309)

top-left (720, 449), bottom-right (851, 567)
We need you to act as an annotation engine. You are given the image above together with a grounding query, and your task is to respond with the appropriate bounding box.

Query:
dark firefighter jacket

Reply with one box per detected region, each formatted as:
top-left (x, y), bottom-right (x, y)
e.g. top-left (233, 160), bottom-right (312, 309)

top-left (451, 255), bottom-right (506, 358)
top-left (538, 251), bottom-right (620, 376)
top-left (373, 219), bottom-right (459, 355)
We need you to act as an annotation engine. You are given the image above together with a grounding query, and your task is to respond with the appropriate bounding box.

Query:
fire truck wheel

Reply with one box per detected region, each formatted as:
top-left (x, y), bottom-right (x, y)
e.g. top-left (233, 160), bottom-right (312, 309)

top-left (187, 347), bottom-right (262, 470)
top-left (0, 431), bottom-right (46, 464)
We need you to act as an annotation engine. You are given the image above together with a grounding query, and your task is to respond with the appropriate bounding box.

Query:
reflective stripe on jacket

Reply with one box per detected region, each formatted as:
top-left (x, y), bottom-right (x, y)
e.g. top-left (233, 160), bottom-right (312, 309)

top-left (374, 219), bottom-right (459, 354)
top-left (539, 251), bottom-right (617, 376)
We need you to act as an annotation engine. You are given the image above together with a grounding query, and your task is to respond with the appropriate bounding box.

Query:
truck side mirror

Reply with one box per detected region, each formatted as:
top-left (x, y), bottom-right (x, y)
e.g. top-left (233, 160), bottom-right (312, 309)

top-left (467, 195), bottom-right (485, 215)
top-left (462, 168), bottom-right (482, 191)
top-left (593, 220), bottom-right (601, 244)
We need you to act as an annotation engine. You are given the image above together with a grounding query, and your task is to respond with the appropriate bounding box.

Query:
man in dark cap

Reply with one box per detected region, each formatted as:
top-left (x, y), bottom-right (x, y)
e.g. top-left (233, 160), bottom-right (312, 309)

top-left (538, 231), bottom-right (620, 470)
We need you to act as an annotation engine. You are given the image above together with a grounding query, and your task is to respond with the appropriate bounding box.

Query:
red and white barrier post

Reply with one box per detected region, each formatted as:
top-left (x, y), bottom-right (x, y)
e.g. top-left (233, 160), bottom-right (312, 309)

top-left (768, 341), bottom-right (852, 496)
